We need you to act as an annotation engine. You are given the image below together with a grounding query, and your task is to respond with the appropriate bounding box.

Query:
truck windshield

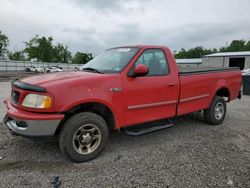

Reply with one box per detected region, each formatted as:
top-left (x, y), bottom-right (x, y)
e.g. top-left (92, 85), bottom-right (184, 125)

top-left (81, 47), bottom-right (139, 73)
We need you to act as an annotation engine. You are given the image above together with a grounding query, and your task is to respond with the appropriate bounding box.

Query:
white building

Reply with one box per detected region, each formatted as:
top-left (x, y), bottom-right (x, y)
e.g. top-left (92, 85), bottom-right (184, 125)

top-left (202, 51), bottom-right (250, 70)
top-left (175, 58), bottom-right (202, 68)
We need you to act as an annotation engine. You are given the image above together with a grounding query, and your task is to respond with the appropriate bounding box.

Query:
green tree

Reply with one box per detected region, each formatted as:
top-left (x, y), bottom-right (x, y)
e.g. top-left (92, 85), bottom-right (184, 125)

top-left (244, 40), bottom-right (250, 51)
top-left (72, 52), bottom-right (93, 64)
top-left (8, 51), bottom-right (26, 61)
top-left (175, 38), bottom-right (250, 59)
top-left (53, 43), bottom-right (72, 63)
top-left (227, 40), bottom-right (246, 52)
top-left (175, 46), bottom-right (216, 58)
top-left (0, 30), bottom-right (9, 57)
top-left (24, 35), bottom-right (54, 62)
top-left (174, 48), bottom-right (186, 58)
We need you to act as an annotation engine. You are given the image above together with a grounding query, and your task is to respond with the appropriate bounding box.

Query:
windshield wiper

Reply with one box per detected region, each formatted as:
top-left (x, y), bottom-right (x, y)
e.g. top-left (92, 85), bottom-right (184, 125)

top-left (82, 67), bottom-right (103, 74)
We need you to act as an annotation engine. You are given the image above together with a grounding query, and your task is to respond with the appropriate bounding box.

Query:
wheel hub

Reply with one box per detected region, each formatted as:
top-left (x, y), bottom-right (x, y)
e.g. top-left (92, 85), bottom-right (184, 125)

top-left (80, 132), bottom-right (92, 144)
top-left (214, 102), bottom-right (224, 120)
top-left (73, 124), bottom-right (101, 155)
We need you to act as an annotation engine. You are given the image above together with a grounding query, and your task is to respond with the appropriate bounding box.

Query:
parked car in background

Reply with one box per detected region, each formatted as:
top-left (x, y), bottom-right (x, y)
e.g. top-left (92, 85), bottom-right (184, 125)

top-left (35, 67), bottom-right (45, 73)
top-left (26, 66), bottom-right (44, 73)
top-left (46, 66), bottom-right (63, 73)
top-left (25, 66), bottom-right (36, 72)
top-left (242, 68), bottom-right (250, 75)
top-left (74, 67), bottom-right (80, 71)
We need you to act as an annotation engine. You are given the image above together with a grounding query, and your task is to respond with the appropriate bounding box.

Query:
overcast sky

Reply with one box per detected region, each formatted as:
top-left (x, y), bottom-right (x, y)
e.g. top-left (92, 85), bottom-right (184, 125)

top-left (1, 0), bottom-right (250, 55)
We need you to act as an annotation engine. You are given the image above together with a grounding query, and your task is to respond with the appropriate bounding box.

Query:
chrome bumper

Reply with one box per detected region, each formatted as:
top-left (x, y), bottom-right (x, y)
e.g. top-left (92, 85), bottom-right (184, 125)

top-left (3, 115), bottom-right (61, 137)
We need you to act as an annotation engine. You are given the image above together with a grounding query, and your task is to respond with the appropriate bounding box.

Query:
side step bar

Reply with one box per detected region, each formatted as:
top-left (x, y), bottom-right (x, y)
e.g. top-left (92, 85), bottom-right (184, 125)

top-left (123, 119), bottom-right (174, 136)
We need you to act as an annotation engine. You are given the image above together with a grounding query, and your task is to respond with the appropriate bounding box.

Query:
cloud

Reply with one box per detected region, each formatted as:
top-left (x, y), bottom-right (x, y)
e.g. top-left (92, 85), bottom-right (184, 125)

top-left (75, 0), bottom-right (123, 11)
top-left (0, 0), bottom-right (250, 55)
top-left (166, 21), bottom-right (250, 50)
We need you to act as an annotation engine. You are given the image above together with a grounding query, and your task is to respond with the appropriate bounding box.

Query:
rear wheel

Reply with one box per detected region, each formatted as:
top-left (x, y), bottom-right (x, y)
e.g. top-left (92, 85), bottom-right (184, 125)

top-left (59, 112), bottom-right (109, 162)
top-left (204, 96), bottom-right (226, 125)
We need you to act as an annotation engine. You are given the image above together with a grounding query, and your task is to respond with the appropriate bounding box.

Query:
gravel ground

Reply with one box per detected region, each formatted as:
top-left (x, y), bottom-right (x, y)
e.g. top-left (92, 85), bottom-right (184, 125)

top-left (0, 81), bottom-right (249, 187)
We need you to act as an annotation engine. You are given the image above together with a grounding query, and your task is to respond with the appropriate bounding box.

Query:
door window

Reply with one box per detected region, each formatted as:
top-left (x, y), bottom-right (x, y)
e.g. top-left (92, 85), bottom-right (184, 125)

top-left (134, 49), bottom-right (169, 76)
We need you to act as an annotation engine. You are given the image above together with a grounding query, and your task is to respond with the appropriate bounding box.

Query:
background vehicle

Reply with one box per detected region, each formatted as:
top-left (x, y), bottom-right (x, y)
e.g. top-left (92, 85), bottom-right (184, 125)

top-left (46, 66), bottom-right (63, 73)
top-left (4, 45), bottom-right (242, 162)
top-left (74, 67), bottom-right (80, 71)
top-left (26, 66), bottom-right (44, 73)
top-left (35, 67), bottom-right (44, 73)
top-left (25, 66), bottom-right (36, 72)
top-left (242, 68), bottom-right (250, 75)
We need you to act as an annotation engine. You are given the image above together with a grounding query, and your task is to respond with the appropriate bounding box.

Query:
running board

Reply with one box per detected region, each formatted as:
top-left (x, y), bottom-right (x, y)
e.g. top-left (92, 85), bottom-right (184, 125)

top-left (123, 119), bottom-right (174, 136)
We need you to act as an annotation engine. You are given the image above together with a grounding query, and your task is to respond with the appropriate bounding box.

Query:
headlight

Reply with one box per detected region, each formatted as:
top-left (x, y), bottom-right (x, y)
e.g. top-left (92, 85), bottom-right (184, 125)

top-left (22, 94), bottom-right (52, 108)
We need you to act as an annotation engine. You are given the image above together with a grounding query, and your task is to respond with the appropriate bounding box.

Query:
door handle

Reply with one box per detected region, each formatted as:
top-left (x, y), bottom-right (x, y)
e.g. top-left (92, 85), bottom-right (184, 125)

top-left (168, 83), bottom-right (176, 87)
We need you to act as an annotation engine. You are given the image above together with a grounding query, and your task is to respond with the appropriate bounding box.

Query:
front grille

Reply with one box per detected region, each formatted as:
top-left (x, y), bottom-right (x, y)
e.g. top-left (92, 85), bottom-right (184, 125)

top-left (11, 90), bottom-right (20, 105)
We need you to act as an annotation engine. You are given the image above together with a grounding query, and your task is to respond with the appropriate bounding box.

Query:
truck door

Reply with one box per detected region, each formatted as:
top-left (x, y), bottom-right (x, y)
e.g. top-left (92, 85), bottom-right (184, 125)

top-left (123, 49), bottom-right (179, 126)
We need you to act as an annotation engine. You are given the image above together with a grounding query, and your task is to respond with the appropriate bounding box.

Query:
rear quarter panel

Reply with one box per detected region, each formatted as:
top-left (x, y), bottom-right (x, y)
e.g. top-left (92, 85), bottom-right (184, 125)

top-left (178, 70), bottom-right (241, 116)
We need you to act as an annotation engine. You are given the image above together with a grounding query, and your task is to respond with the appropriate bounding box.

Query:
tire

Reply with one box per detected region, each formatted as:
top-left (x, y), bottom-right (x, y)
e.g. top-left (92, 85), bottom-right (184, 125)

top-left (204, 96), bottom-right (227, 125)
top-left (59, 112), bottom-right (109, 162)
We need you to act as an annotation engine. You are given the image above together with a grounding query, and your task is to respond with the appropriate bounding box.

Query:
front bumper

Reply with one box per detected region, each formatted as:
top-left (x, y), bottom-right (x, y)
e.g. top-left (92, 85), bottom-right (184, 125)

top-left (3, 99), bottom-right (64, 137)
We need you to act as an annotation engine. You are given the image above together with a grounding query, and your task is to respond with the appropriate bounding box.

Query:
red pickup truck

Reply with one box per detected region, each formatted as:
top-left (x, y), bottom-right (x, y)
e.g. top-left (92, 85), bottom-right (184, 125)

top-left (3, 45), bottom-right (242, 162)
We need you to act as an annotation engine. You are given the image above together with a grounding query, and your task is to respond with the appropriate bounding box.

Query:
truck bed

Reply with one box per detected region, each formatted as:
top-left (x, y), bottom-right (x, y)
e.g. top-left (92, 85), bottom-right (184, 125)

top-left (177, 66), bottom-right (241, 116)
top-left (179, 67), bottom-right (239, 75)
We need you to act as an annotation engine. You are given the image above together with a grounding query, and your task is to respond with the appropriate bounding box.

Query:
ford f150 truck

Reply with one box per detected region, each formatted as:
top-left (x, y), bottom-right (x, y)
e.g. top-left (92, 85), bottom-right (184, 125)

top-left (3, 45), bottom-right (242, 162)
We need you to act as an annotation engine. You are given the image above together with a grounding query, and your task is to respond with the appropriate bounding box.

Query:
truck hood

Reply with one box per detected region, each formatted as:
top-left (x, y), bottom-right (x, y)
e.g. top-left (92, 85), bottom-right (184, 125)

top-left (21, 71), bottom-right (107, 87)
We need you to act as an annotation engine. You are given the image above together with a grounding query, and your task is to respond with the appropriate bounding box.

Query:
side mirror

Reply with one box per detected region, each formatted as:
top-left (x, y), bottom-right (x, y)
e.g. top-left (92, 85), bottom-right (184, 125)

top-left (133, 64), bottom-right (149, 77)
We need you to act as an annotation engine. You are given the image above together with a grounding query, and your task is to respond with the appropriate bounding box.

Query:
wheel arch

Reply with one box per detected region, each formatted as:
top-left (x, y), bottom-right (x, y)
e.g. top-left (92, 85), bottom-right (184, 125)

top-left (215, 87), bottom-right (230, 100)
top-left (209, 86), bottom-right (231, 106)
top-left (55, 101), bottom-right (117, 136)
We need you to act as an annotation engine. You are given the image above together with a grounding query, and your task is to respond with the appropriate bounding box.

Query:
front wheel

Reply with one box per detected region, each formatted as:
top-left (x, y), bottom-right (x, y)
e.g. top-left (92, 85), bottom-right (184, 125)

top-left (59, 112), bottom-right (109, 162)
top-left (204, 96), bottom-right (227, 125)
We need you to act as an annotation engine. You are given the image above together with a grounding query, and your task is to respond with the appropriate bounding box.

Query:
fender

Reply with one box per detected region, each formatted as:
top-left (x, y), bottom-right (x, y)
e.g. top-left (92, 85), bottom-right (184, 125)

top-left (209, 79), bottom-right (231, 105)
top-left (59, 98), bottom-right (121, 128)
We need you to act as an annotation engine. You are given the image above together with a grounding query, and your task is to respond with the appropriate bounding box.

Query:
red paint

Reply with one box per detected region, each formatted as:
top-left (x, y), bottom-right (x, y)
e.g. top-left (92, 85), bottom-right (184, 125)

top-left (4, 45), bottom-right (242, 130)
top-left (4, 99), bottom-right (64, 120)
top-left (133, 64), bottom-right (149, 76)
